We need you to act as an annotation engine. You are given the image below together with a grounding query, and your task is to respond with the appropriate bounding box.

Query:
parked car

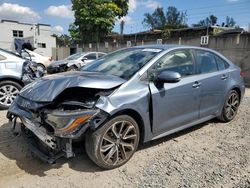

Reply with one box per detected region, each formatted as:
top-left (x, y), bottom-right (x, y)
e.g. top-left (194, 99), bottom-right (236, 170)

top-left (8, 45), bottom-right (245, 169)
top-left (47, 52), bottom-right (106, 74)
top-left (0, 48), bottom-right (43, 109)
top-left (21, 49), bottom-right (52, 72)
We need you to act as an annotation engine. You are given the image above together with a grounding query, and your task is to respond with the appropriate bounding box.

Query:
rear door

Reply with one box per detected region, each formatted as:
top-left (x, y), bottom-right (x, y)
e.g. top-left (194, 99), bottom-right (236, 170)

top-left (149, 49), bottom-right (200, 135)
top-left (194, 50), bottom-right (229, 118)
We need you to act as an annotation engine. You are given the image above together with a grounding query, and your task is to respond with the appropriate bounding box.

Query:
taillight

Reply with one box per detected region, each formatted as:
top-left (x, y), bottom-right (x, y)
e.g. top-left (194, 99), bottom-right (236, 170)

top-left (240, 70), bottom-right (245, 77)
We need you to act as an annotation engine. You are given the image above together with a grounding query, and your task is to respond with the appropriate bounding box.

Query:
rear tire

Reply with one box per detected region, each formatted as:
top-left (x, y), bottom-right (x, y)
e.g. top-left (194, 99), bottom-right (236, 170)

top-left (85, 115), bottom-right (140, 169)
top-left (218, 90), bottom-right (240, 122)
top-left (0, 80), bottom-right (22, 110)
top-left (37, 63), bottom-right (46, 73)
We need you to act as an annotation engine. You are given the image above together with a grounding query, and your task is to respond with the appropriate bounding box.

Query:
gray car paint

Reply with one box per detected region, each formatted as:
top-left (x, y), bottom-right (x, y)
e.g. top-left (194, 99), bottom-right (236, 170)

top-left (9, 45), bottom-right (245, 144)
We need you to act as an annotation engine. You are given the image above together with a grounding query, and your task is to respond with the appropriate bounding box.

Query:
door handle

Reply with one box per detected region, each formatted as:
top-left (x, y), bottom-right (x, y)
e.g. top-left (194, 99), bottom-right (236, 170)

top-left (221, 74), bottom-right (228, 80)
top-left (192, 81), bottom-right (201, 88)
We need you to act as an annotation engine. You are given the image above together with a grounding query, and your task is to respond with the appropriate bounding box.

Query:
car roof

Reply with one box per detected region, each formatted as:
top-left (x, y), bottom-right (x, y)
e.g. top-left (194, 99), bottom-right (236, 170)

top-left (131, 44), bottom-right (213, 51)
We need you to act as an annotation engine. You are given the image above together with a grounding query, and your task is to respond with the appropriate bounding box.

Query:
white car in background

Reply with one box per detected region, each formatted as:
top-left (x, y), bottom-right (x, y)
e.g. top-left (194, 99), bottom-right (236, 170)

top-left (47, 52), bottom-right (106, 74)
top-left (21, 49), bottom-right (52, 72)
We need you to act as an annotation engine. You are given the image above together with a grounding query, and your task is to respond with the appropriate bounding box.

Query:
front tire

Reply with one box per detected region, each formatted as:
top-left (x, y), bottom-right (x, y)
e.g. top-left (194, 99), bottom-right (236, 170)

top-left (85, 115), bottom-right (140, 169)
top-left (0, 80), bottom-right (22, 109)
top-left (219, 90), bottom-right (240, 122)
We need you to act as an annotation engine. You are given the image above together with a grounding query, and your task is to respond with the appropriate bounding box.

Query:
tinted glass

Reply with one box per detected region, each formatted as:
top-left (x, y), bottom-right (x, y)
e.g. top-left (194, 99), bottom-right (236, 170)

top-left (82, 48), bottom-right (162, 80)
top-left (66, 52), bottom-right (85, 60)
top-left (154, 49), bottom-right (194, 76)
top-left (85, 53), bottom-right (97, 60)
top-left (196, 50), bottom-right (218, 73)
top-left (215, 55), bottom-right (229, 70)
top-left (98, 53), bottom-right (106, 58)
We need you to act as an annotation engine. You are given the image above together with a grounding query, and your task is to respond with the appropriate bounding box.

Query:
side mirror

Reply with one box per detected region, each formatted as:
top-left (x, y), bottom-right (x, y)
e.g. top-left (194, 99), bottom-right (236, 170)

top-left (157, 71), bottom-right (181, 83)
top-left (81, 57), bottom-right (88, 61)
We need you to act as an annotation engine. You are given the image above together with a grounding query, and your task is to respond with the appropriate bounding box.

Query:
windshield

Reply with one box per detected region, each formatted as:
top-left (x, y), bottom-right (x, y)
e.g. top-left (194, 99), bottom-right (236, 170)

top-left (66, 52), bottom-right (85, 60)
top-left (81, 48), bottom-right (162, 80)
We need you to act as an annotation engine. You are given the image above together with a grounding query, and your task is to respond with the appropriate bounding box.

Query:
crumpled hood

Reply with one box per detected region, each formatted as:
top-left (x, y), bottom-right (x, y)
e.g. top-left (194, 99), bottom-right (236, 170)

top-left (19, 71), bottom-right (126, 102)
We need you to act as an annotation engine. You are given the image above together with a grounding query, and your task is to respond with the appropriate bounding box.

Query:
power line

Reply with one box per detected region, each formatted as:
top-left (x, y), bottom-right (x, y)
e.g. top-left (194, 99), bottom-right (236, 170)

top-left (178, 1), bottom-right (250, 12)
top-left (187, 9), bottom-right (250, 19)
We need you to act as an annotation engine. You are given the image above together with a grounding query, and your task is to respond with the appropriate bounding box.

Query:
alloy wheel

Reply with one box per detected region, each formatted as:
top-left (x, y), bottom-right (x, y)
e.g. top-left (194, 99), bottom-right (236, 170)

top-left (224, 91), bottom-right (239, 120)
top-left (100, 120), bottom-right (138, 166)
top-left (0, 85), bottom-right (19, 106)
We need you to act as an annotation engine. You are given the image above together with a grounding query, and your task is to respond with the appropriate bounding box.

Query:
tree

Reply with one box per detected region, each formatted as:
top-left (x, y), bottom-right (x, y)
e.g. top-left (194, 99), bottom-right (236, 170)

top-left (143, 6), bottom-right (187, 30)
top-left (193, 15), bottom-right (237, 28)
top-left (194, 14), bottom-right (218, 27)
top-left (165, 6), bottom-right (187, 29)
top-left (52, 34), bottom-right (72, 47)
top-left (225, 16), bottom-right (236, 27)
top-left (70, 0), bottom-right (129, 44)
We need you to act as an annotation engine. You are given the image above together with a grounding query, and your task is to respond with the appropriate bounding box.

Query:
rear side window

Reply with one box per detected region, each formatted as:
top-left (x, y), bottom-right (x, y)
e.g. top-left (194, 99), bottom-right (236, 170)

top-left (97, 53), bottom-right (105, 58)
top-left (85, 53), bottom-right (97, 60)
top-left (215, 55), bottom-right (229, 70)
top-left (196, 50), bottom-right (218, 74)
top-left (0, 54), bottom-right (6, 61)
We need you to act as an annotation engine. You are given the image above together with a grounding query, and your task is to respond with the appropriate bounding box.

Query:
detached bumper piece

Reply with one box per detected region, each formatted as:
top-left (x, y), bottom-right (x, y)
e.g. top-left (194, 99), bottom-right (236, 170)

top-left (21, 125), bottom-right (74, 164)
top-left (9, 114), bottom-right (75, 164)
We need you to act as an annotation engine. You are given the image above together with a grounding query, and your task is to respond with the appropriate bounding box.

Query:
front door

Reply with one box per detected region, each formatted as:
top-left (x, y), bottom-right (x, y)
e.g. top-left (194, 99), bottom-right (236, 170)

top-left (149, 49), bottom-right (200, 135)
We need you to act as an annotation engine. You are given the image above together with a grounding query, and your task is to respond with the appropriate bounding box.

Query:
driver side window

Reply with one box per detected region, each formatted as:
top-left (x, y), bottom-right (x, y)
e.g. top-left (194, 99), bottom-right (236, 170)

top-left (154, 49), bottom-right (195, 77)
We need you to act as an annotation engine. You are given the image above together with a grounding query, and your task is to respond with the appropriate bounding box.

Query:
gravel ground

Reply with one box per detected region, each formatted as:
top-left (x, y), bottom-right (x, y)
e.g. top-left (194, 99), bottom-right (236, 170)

top-left (0, 89), bottom-right (249, 188)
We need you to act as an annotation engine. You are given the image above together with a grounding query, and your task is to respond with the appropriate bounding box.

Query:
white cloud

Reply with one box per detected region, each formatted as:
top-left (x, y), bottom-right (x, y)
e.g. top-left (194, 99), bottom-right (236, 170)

top-left (142, 0), bottom-right (160, 10)
top-left (0, 3), bottom-right (40, 23)
top-left (45, 5), bottom-right (74, 19)
top-left (227, 0), bottom-right (239, 2)
top-left (129, 0), bottom-right (137, 12)
top-left (118, 16), bottom-right (133, 25)
top-left (128, 0), bottom-right (160, 12)
top-left (52, 25), bottom-right (64, 34)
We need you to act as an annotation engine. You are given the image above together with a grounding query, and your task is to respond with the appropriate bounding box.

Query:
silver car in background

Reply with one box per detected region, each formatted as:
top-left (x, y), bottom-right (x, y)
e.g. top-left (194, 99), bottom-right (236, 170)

top-left (8, 45), bottom-right (245, 169)
top-left (0, 48), bottom-right (42, 109)
top-left (47, 51), bottom-right (106, 73)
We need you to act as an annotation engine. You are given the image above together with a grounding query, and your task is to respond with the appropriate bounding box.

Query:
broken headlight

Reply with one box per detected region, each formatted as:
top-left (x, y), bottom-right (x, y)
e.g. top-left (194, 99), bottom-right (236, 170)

top-left (46, 110), bottom-right (97, 134)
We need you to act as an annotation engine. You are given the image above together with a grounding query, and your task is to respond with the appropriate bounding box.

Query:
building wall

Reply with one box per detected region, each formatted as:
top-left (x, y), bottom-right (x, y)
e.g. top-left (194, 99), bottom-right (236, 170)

top-left (0, 20), bottom-right (56, 57)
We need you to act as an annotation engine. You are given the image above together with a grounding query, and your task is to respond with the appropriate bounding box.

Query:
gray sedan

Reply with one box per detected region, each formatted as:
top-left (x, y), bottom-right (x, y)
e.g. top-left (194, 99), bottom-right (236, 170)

top-left (8, 45), bottom-right (245, 169)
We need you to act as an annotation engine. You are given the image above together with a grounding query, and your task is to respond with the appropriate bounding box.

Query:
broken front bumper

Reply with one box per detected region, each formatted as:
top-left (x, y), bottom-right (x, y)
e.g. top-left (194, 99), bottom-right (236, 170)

top-left (7, 99), bottom-right (108, 164)
top-left (9, 115), bottom-right (75, 164)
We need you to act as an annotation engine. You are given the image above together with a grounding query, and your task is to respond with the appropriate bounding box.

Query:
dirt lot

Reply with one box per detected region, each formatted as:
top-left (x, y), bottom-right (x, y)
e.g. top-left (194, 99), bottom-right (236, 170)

top-left (0, 89), bottom-right (249, 188)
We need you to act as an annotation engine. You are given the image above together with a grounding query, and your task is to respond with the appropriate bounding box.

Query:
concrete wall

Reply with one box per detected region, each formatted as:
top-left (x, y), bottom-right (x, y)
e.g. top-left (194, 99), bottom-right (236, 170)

top-left (52, 47), bottom-right (70, 60)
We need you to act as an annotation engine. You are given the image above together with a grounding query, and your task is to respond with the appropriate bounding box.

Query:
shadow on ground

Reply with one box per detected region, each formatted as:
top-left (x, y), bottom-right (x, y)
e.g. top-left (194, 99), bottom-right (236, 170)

top-left (0, 119), bottom-right (215, 177)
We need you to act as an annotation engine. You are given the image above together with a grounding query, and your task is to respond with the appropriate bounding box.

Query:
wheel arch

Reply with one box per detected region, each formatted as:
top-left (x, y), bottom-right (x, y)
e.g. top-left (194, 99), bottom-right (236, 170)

top-left (109, 109), bottom-right (145, 144)
top-left (231, 87), bottom-right (241, 102)
top-left (0, 77), bottom-right (24, 87)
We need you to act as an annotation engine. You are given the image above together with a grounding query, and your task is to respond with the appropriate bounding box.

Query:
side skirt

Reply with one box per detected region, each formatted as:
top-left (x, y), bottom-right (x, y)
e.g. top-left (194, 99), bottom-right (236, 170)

top-left (152, 115), bottom-right (215, 140)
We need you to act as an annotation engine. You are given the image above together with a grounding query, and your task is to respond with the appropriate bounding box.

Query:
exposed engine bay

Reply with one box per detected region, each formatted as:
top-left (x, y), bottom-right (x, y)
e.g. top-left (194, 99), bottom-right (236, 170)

top-left (7, 84), bottom-right (117, 163)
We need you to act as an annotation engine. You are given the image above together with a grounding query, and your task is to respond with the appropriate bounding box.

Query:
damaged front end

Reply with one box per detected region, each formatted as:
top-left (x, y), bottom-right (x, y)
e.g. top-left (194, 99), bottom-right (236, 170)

top-left (7, 88), bottom-right (112, 164)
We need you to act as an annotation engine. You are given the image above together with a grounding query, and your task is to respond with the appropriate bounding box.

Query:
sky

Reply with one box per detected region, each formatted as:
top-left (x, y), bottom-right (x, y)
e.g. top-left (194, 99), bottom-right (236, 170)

top-left (0, 0), bottom-right (249, 35)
